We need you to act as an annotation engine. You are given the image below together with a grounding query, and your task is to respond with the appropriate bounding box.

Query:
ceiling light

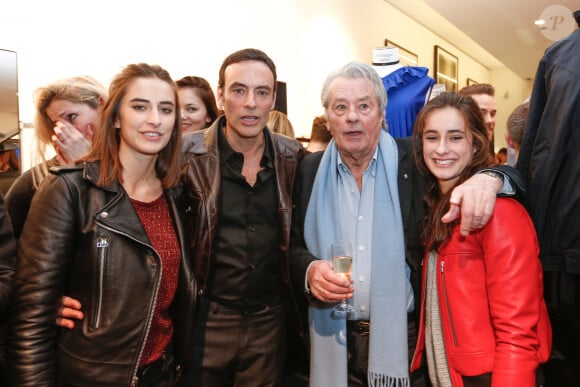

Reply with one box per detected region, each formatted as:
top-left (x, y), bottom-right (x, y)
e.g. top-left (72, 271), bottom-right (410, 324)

top-left (534, 19), bottom-right (546, 26)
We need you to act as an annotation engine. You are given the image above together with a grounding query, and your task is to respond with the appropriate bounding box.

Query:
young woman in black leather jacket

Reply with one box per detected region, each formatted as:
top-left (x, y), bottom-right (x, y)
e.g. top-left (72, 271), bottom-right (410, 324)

top-left (9, 63), bottom-right (196, 387)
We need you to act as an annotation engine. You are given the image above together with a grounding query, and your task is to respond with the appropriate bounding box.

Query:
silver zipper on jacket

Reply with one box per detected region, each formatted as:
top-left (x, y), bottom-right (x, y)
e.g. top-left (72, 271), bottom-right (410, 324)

top-left (97, 205), bottom-right (176, 385)
top-left (440, 260), bottom-right (459, 346)
top-left (93, 236), bottom-right (109, 329)
top-left (130, 254), bottom-right (162, 387)
top-left (97, 222), bottom-right (164, 386)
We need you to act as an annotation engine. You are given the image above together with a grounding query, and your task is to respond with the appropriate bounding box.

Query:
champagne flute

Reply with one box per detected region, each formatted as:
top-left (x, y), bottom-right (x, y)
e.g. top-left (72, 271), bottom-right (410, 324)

top-left (332, 241), bottom-right (354, 318)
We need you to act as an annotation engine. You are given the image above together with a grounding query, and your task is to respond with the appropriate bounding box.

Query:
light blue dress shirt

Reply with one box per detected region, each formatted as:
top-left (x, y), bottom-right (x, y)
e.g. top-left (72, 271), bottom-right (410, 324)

top-left (335, 149), bottom-right (414, 320)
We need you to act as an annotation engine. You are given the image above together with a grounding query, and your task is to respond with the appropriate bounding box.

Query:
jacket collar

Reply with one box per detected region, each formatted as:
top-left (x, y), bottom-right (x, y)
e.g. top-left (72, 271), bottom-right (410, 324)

top-left (81, 161), bottom-right (122, 193)
top-left (183, 115), bottom-right (289, 160)
top-left (80, 160), bottom-right (183, 198)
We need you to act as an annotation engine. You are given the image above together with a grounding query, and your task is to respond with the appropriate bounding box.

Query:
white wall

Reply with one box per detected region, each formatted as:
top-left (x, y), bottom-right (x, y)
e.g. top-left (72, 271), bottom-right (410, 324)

top-left (1, 0), bottom-right (528, 165)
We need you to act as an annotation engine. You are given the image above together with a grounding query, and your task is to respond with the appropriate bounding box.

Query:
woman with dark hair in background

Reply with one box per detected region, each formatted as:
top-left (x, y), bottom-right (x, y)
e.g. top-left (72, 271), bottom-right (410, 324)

top-left (176, 75), bottom-right (219, 134)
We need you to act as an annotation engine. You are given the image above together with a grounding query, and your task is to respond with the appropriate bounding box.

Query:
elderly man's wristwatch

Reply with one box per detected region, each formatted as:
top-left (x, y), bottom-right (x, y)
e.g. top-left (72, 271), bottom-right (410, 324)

top-left (480, 170), bottom-right (504, 184)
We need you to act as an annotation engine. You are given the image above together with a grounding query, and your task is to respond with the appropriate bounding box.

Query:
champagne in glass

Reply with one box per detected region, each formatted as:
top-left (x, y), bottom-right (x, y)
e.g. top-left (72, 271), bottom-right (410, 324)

top-left (333, 255), bottom-right (353, 276)
top-left (332, 241), bottom-right (354, 318)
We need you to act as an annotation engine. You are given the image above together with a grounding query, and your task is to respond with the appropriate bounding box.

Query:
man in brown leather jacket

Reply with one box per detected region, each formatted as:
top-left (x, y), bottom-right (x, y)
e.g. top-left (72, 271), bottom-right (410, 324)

top-left (54, 48), bottom-right (308, 386)
top-left (179, 48), bottom-right (306, 386)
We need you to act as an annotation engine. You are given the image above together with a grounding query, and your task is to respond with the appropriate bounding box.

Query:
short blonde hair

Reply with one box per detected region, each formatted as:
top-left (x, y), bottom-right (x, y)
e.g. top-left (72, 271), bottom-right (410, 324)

top-left (31, 76), bottom-right (107, 188)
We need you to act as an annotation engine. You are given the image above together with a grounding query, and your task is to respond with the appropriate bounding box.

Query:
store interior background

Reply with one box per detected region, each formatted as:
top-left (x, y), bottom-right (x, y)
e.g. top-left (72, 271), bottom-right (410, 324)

top-left (0, 0), bottom-right (576, 175)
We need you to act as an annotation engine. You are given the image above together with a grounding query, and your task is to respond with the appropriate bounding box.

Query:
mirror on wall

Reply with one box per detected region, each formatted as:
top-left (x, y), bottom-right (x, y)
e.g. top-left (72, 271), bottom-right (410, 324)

top-left (0, 49), bottom-right (20, 193)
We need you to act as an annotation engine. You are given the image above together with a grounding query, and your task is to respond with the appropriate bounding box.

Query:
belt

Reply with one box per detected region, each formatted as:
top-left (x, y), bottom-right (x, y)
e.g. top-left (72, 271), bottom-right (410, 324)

top-left (136, 343), bottom-right (174, 385)
top-left (347, 313), bottom-right (416, 334)
top-left (347, 320), bottom-right (370, 333)
top-left (207, 296), bottom-right (279, 314)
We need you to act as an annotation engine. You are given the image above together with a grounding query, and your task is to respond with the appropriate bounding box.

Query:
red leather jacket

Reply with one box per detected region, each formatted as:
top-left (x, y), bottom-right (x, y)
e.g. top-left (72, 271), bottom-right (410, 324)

top-left (411, 198), bottom-right (551, 386)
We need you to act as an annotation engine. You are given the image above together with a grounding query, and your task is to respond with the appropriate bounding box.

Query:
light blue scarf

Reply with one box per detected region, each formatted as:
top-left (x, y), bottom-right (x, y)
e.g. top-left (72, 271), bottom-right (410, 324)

top-left (305, 130), bottom-right (409, 387)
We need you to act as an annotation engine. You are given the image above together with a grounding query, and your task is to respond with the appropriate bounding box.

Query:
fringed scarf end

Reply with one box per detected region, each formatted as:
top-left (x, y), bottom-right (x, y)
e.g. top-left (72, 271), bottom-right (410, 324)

top-left (368, 372), bottom-right (410, 387)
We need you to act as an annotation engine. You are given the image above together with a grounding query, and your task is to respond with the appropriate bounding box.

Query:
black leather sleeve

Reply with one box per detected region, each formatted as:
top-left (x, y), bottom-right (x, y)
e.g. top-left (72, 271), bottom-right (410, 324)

top-left (488, 164), bottom-right (527, 200)
top-left (0, 192), bottom-right (16, 323)
top-left (8, 173), bottom-right (76, 386)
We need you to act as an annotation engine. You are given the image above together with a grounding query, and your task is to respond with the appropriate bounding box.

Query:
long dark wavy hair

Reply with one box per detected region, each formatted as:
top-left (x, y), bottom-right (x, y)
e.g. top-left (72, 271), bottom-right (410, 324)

top-left (412, 92), bottom-right (493, 251)
top-left (84, 63), bottom-right (182, 189)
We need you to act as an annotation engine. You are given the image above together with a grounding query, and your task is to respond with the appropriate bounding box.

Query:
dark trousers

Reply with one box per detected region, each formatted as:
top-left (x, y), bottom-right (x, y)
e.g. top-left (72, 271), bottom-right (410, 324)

top-left (135, 344), bottom-right (175, 387)
top-left (57, 344), bottom-right (175, 387)
top-left (189, 297), bottom-right (287, 387)
top-left (346, 313), bottom-right (428, 387)
top-left (543, 272), bottom-right (580, 387)
top-left (0, 323), bottom-right (7, 387)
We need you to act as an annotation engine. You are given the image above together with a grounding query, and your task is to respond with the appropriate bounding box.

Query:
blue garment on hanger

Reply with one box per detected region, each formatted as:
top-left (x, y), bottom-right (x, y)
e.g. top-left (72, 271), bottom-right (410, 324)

top-left (382, 66), bottom-right (434, 138)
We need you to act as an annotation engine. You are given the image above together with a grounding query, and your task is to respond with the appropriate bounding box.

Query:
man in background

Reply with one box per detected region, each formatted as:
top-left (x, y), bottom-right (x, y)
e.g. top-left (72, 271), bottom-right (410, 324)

top-left (505, 102), bottom-right (529, 166)
top-left (495, 147), bottom-right (507, 164)
top-left (459, 83), bottom-right (497, 157)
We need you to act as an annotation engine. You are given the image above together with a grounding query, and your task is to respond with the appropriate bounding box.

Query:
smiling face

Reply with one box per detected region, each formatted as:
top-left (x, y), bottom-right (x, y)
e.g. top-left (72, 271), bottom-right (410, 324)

top-left (217, 60), bottom-right (275, 147)
top-left (116, 77), bottom-right (176, 160)
top-left (326, 76), bottom-right (382, 168)
top-left (45, 99), bottom-right (101, 140)
top-left (422, 107), bottom-right (474, 194)
top-left (178, 87), bottom-right (211, 134)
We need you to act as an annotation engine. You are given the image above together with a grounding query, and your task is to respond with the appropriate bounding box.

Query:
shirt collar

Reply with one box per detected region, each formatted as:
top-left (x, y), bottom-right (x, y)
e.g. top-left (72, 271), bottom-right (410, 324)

top-left (336, 146), bottom-right (379, 174)
top-left (217, 120), bottom-right (273, 168)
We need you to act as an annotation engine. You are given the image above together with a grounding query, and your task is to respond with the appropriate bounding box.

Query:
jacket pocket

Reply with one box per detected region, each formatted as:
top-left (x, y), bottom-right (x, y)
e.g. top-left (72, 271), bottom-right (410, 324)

top-left (90, 235), bottom-right (109, 330)
top-left (440, 260), bottom-right (458, 346)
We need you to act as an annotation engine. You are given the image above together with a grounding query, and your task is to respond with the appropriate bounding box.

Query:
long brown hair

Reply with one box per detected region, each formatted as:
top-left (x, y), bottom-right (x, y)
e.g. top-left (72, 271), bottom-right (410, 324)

top-left (85, 63), bottom-right (182, 188)
top-left (412, 92), bottom-right (492, 251)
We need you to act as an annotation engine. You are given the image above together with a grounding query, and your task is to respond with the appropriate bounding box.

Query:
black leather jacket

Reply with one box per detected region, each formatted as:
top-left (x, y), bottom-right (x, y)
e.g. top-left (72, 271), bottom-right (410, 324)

top-left (0, 192), bottom-right (16, 385)
top-left (0, 192), bottom-right (16, 323)
top-left (9, 162), bottom-right (196, 386)
top-left (517, 29), bottom-right (580, 274)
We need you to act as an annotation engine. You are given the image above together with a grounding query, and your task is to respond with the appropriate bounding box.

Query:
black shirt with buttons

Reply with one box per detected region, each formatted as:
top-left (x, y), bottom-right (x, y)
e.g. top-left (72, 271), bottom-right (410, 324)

top-left (206, 126), bottom-right (281, 307)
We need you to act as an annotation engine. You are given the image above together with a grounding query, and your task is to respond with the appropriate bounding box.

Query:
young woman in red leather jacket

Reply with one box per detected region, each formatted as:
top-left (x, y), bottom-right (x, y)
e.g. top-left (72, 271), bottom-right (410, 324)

top-left (410, 92), bottom-right (551, 387)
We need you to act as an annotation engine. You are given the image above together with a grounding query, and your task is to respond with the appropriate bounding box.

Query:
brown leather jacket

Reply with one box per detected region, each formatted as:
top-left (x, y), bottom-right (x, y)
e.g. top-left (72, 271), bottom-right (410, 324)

top-left (9, 162), bottom-right (197, 386)
top-left (181, 117), bottom-right (308, 365)
top-left (181, 116), bottom-right (305, 295)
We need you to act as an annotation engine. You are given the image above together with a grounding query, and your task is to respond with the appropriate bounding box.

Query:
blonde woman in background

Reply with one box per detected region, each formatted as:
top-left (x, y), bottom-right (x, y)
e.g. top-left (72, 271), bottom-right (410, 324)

top-left (267, 109), bottom-right (295, 138)
top-left (5, 76), bottom-right (106, 239)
